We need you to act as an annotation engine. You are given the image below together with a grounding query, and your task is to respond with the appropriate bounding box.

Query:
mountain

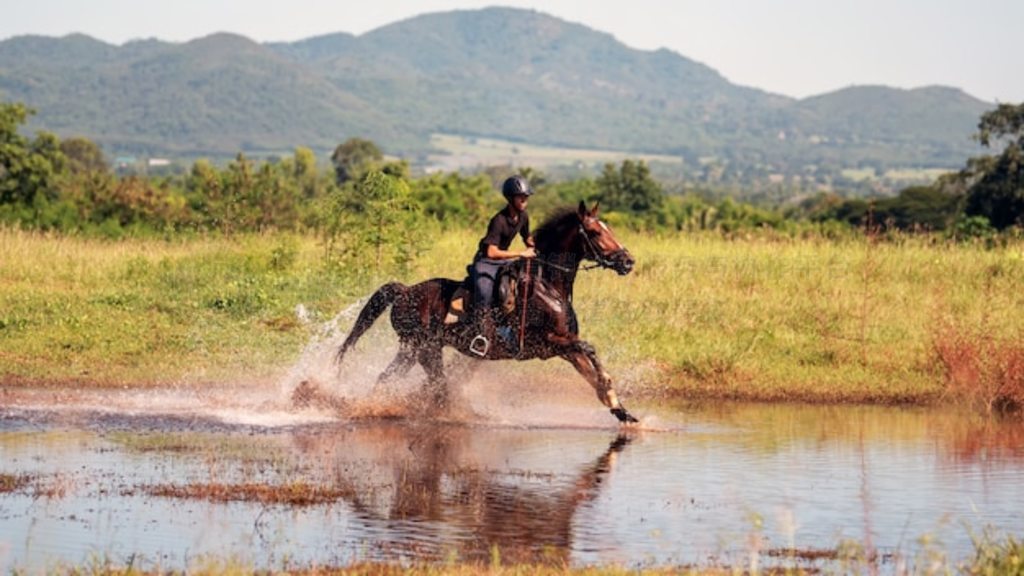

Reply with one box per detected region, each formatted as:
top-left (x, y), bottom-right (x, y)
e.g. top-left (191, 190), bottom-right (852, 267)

top-left (0, 7), bottom-right (992, 174)
top-left (269, 8), bottom-right (789, 155)
top-left (0, 32), bottom-right (401, 155)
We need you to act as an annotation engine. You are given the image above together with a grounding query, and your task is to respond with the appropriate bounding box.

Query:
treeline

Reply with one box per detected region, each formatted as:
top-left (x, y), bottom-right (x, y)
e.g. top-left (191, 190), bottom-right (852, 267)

top-left (3, 100), bottom-right (1022, 243)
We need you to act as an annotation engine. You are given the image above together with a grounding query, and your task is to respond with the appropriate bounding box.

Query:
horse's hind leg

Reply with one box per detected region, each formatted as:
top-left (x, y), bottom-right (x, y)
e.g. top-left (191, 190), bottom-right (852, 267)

top-left (377, 345), bottom-right (416, 387)
top-left (417, 346), bottom-right (449, 411)
top-left (561, 341), bottom-right (638, 424)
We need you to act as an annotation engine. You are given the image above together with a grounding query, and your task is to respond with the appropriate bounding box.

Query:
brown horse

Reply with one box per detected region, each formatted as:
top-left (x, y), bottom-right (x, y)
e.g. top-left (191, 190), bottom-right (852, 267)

top-left (335, 201), bottom-right (638, 423)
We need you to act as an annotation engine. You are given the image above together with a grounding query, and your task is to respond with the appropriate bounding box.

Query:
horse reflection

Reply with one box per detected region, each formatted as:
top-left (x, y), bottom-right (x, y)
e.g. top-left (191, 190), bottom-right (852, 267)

top-left (289, 425), bottom-right (633, 564)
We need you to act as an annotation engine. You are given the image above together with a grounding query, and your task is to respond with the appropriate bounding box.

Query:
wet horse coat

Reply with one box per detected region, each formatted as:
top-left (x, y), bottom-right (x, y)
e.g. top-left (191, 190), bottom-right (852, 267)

top-left (335, 202), bottom-right (638, 423)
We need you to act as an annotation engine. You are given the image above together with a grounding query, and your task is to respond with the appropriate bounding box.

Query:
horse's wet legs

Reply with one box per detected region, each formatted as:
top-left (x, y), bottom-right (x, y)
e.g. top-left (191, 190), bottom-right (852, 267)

top-left (562, 341), bottom-right (638, 424)
top-left (377, 346), bottom-right (416, 387)
top-left (417, 346), bottom-right (449, 411)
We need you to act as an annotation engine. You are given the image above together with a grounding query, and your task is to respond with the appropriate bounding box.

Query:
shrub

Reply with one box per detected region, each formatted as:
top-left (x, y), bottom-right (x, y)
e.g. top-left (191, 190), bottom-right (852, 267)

top-left (933, 324), bottom-right (1024, 413)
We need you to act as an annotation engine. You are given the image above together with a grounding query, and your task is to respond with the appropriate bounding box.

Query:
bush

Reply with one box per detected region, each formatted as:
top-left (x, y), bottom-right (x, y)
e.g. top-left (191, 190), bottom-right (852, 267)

top-left (933, 324), bottom-right (1024, 413)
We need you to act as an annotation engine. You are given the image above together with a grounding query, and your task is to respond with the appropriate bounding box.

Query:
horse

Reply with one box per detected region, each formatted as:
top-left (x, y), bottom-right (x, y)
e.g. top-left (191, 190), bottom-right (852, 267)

top-left (334, 201), bottom-right (639, 423)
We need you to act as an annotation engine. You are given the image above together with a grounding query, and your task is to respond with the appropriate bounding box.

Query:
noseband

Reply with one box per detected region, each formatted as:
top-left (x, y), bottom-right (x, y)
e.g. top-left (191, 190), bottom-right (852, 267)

top-left (577, 223), bottom-right (628, 271)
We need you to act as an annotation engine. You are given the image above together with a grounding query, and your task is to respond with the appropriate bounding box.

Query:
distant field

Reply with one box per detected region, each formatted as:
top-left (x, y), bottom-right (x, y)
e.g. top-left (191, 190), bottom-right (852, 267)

top-left (883, 167), bottom-right (952, 182)
top-left (841, 167), bottom-right (953, 183)
top-left (427, 133), bottom-right (683, 171)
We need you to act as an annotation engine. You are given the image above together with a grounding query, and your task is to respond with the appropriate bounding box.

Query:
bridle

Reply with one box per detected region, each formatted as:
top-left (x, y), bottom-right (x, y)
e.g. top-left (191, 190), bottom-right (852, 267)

top-left (577, 220), bottom-right (629, 271)
top-left (533, 220), bottom-right (627, 273)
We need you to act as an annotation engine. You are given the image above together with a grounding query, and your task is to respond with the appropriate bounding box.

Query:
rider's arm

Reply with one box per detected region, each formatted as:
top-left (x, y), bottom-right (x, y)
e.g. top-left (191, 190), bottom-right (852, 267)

top-left (485, 243), bottom-right (535, 260)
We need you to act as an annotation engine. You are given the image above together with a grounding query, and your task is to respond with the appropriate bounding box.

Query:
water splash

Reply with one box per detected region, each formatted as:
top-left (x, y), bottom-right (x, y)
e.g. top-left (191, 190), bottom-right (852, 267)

top-left (277, 295), bottom-right (652, 429)
top-left (277, 298), bottom-right (368, 397)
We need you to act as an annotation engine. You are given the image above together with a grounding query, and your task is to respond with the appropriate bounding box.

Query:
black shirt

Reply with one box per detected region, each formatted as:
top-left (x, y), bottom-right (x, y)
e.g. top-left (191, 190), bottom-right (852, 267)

top-left (477, 206), bottom-right (530, 258)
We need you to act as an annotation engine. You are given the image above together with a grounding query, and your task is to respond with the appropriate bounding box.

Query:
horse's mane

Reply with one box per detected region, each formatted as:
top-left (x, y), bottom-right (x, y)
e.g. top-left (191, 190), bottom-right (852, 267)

top-left (533, 207), bottom-right (580, 253)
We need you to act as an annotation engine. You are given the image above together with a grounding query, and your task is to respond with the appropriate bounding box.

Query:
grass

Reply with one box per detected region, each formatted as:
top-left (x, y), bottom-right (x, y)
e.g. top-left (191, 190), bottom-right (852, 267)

top-left (141, 481), bottom-right (354, 506)
top-left (17, 533), bottom-right (1024, 575)
top-left (0, 472), bottom-right (32, 493)
top-left (566, 230), bottom-right (1024, 405)
top-left (2, 226), bottom-right (1023, 407)
top-left (0, 229), bottom-right (366, 386)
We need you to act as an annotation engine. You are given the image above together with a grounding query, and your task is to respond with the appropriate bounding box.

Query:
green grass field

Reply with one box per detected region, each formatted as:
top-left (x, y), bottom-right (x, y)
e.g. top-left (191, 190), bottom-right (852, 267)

top-left (2, 227), bottom-right (1022, 407)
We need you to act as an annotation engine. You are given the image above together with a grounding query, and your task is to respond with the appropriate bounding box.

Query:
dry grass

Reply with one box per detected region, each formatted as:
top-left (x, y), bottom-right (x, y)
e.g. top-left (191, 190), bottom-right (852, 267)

top-left (4, 226), bottom-right (1024, 408)
top-left (934, 324), bottom-right (1024, 413)
top-left (142, 481), bottom-right (353, 506)
top-left (0, 472), bottom-right (32, 493)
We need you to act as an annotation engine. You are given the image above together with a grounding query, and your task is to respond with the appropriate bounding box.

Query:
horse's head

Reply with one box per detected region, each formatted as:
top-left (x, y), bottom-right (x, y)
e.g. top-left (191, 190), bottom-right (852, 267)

top-left (577, 201), bottom-right (635, 276)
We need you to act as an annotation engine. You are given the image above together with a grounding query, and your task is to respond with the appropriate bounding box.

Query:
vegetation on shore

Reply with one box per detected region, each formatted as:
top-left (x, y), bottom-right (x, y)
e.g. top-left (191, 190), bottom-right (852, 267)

top-left (12, 531), bottom-right (1024, 576)
top-left (2, 227), bottom-right (1021, 411)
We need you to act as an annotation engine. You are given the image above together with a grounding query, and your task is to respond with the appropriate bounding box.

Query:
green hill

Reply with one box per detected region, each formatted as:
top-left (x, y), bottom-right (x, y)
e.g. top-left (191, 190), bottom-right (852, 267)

top-left (0, 7), bottom-right (992, 174)
top-left (0, 32), bottom-right (399, 156)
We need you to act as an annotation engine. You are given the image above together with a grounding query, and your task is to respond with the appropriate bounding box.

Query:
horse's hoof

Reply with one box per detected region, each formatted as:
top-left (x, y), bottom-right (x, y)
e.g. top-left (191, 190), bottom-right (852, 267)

top-left (611, 407), bottom-right (639, 424)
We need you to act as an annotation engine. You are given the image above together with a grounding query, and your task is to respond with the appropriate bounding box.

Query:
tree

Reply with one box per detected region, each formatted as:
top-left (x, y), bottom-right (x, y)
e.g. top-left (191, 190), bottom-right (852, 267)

top-left (596, 159), bottom-right (663, 214)
top-left (410, 172), bottom-right (492, 226)
top-left (324, 170), bottom-right (428, 273)
top-left (331, 137), bottom-right (383, 186)
top-left (963, 103), bottom-right (1024, 230)
top-left (60, 136), bottom-right (109, 175)
top-left (0, 102), bottom-right (66, 209)
top-left (293, 146), bottom-right (317, 181)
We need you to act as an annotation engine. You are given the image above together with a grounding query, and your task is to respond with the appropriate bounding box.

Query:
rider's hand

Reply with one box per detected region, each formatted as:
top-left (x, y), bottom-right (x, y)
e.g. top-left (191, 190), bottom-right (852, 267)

top-left (521, 247), bottom-right (537, 259)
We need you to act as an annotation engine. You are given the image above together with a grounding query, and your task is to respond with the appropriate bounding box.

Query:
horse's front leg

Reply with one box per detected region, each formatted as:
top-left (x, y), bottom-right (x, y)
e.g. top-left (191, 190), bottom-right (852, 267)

top-left (560, 341), bottom-right (638, 424)
top-left (531, 285), bottom-right (576, 346)
top-left (417, 346), bottom-right (449, 412)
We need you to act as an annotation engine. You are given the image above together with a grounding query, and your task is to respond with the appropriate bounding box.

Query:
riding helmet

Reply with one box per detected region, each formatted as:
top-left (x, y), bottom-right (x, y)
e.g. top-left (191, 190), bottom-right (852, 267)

top-left (502, 175), bottom-right (534, 201)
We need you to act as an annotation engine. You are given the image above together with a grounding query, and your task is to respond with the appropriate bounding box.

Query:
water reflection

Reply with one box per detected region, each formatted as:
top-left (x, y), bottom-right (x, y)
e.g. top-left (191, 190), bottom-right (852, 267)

top-left (2, 400), bottom-right (1024, 572)
top-left (288, 424), bottom-right (633, 564)
top-left (664, 401), bottom-right (1024, 466)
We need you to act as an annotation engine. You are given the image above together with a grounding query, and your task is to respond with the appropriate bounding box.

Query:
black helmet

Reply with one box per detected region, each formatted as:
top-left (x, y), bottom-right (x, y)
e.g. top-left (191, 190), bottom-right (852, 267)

top-left (502, 175), bottom-right (534, 201)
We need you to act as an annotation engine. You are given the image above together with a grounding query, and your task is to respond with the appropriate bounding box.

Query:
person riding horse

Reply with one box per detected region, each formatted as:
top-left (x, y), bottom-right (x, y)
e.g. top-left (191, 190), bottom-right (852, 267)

top-left (468, 175), bottom-right (537, 356)
top-left (333, 200), bottom-right (639, 423)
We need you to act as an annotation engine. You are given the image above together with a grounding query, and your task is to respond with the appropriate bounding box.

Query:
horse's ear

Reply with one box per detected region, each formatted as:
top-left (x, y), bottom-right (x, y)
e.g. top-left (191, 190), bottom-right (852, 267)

top-left (578, 200), bottom-right (588, 218)
top-left (591, 201), bottom-right (600, 217)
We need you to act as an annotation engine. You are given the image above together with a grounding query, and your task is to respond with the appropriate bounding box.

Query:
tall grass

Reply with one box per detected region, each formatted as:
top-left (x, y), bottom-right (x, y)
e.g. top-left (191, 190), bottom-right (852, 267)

top-left (570, 231), bottom-right (1023, 403)
top-left (2, 226), bottom-right (1023, 406)
top-left (0, 228), bottom-right (369, 385)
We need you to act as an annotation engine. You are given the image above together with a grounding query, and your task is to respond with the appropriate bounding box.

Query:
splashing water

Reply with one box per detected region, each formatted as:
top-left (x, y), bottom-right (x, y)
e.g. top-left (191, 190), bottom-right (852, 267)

top-left (277, 298), bottom-right (368, 398)
top-left (271, 295), bottom-right (632, 429)
top-left (3, 292), bottom-right (655, 431)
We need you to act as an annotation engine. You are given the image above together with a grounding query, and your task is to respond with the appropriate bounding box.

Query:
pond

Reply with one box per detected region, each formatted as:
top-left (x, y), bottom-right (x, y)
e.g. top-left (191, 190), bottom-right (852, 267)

top-left (1, 378), bottom-right (1023, 573)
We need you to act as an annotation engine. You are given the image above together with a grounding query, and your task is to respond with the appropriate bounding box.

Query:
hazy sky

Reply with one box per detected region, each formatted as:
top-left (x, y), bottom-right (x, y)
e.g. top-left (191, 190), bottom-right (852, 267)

top-left (2, 0), bottom-right (1020, 103)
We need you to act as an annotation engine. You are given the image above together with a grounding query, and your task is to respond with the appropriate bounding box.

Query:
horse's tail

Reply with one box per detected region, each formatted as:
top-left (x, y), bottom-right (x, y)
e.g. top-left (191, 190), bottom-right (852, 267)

top-left (335, 282), bottom-right (405, 365)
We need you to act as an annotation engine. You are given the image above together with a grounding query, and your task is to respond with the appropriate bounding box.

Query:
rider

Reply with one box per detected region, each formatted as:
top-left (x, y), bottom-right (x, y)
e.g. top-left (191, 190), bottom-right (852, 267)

top-left (469, 175), bottom-right (537, 356)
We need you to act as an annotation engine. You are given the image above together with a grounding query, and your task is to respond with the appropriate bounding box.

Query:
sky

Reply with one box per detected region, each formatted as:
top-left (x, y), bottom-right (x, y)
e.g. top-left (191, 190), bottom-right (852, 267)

top-left (1, 0), bottom-right (1021, 104)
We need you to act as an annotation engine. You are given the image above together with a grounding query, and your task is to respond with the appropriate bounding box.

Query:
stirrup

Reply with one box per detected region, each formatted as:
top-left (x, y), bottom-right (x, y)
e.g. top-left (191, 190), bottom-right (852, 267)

top-left (469, 335), bottom-right (490, 357)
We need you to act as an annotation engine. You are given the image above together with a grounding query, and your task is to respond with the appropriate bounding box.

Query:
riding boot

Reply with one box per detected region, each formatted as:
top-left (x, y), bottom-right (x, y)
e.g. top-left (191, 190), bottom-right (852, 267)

top-left (469, 309), bottom-right (495, 357)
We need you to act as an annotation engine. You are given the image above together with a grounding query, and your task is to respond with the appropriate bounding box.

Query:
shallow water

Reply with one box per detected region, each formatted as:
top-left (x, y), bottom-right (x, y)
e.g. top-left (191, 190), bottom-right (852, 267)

top-left (2, 384), bottom-right (1022, 572)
